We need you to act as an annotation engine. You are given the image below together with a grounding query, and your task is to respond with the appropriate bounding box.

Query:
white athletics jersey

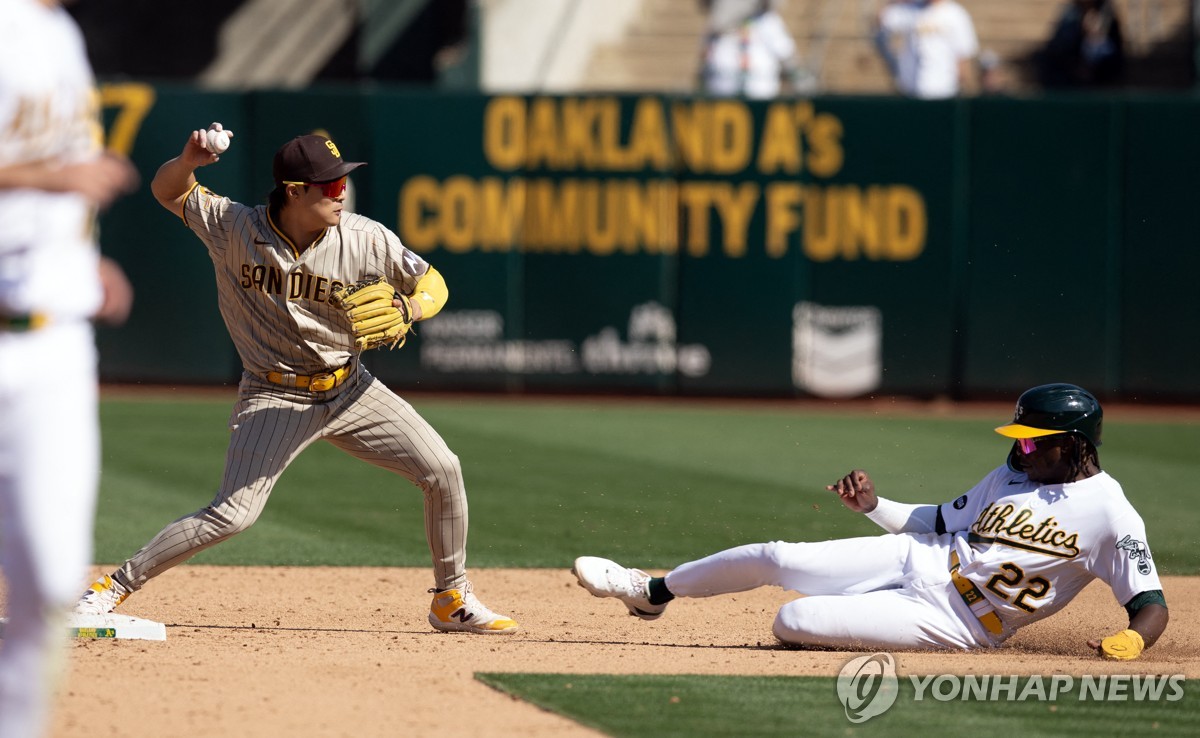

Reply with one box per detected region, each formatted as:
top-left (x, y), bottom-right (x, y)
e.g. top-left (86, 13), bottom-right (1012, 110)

top-left (0, 0), bottom-right (104, 319)
top-left (880, 0), bottom-right (978, 99)
top-left (941, 466), bottom-right (1161, 632)
top-left (179, 183), bottom-right (430, 378)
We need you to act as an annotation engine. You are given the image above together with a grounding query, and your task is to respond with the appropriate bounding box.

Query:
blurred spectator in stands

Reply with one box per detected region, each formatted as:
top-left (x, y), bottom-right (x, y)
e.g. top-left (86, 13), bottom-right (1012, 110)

top-left (1036, 0), bottom-right (1125, 88)
top-left (874, 0), bottom-right (979, 99)
top-left (698, 0), bottom-right (812, 98)
top-left (978, 48), bottom-right (1010, 94)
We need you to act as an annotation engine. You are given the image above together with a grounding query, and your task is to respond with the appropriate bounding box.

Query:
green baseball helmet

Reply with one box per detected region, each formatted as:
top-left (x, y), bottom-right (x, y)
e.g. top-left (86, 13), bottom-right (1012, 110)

top-left (995, 383), bottom-right (1103, 448)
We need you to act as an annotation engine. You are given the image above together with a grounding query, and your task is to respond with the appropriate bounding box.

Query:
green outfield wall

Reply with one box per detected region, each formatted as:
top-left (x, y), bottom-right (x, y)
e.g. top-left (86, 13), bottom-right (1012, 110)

top-left (93, 84), bottom-right (1200, 401)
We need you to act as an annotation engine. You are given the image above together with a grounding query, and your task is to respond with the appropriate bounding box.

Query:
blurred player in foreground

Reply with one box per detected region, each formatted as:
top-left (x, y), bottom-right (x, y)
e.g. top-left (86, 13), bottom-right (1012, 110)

top-left (0, 1), bottom-right (138, 736)
top-left (575, 384), bottom-right (1168, 659)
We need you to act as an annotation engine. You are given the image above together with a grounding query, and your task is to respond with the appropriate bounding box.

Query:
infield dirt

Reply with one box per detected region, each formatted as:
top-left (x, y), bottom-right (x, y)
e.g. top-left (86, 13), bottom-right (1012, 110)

top-left (1, 566), bottom-right (1191, 737)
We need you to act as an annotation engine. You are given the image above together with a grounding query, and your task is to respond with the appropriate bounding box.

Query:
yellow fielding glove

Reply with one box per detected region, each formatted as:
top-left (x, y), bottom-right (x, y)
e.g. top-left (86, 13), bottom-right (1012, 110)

top-left (1098, 629), bottom-right (1145, 661)
top-left (329, 277), bottom-right (414, 351)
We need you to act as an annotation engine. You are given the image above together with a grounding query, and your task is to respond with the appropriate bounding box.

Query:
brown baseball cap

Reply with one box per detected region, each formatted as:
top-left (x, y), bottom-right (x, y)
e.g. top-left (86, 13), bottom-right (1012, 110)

top-left (272, 134), bottom-right (366, 183)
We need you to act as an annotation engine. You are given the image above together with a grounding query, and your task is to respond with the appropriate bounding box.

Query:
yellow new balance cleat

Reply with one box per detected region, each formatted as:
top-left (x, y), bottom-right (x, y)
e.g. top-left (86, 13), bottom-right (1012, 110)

top-left (428, 582), bottom-right (519, 635)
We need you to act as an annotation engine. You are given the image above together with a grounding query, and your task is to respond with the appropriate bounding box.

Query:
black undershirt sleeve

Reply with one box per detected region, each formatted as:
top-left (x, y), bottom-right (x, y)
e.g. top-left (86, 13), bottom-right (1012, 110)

top-left (1124, 590), bottom-right (1167, 619)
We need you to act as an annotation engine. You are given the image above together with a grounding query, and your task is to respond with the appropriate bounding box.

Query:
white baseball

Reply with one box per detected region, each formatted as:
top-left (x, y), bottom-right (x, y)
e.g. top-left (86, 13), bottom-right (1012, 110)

top-left (206, 128), bottom-right (230, 154)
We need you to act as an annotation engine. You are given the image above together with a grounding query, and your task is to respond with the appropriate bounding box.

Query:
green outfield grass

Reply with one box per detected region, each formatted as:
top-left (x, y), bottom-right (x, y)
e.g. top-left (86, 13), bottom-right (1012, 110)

top-left (94, 393), bottom-right (1199, 737)
top-left (95, 394), bottom-right (1200, 572)
top-left (476, 673), bottom-right (1199, 738)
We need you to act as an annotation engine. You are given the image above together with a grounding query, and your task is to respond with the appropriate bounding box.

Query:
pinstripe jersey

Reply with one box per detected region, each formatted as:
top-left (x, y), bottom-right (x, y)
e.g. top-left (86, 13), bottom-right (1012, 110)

top-left (178, 182), bottom-right (430, 377)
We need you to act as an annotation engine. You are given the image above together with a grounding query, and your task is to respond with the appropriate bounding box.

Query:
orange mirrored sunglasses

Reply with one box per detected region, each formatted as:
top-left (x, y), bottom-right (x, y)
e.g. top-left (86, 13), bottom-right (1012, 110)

top-left (282, 176), bottom-right (347, 198)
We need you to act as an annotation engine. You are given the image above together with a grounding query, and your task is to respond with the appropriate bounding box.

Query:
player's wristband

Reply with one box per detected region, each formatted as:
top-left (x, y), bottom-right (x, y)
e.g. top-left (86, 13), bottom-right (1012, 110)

top-left (864, 497), bottom-right (936, 534)
top-left (1098, 629), bottom-right (1144, 661)
top-left (410, 267), bottom-right (448, 320)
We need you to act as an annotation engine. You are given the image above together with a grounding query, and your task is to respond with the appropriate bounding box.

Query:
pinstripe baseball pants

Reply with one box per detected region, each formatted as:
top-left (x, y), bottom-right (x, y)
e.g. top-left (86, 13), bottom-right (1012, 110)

top-left (112, 364), bottom-right (468, 592)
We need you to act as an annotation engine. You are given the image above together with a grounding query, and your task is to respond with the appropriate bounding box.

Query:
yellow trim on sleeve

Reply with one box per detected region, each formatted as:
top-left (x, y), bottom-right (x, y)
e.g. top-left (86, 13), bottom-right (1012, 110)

top-left (410, 266), bottom-right (448, 320)
top-left (177, 180), bottom-right (202, 224)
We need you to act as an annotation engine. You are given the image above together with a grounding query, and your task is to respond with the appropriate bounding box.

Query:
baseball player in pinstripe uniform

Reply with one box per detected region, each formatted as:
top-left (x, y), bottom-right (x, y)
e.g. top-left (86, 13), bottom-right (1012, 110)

top-left (575, 384), bottom-right (1168, 658)
top-left (74, 128), bottom-right (518, 634)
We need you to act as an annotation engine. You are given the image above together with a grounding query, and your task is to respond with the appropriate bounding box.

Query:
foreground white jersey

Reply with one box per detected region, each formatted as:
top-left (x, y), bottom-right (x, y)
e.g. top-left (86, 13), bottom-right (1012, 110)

top-left (942, 466), bottom-right (1161, 631)
top-left (179, 183), bottom-right (431, 378)
top-left (0, 0), bottom-right (103, 319)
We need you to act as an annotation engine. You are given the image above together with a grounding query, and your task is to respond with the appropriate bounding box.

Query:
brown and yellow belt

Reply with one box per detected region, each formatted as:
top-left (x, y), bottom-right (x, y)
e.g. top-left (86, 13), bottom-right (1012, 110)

top-left (949, 550), bottom-right (1003, 635)
top-left (264, 363), bottom-right (354, 392)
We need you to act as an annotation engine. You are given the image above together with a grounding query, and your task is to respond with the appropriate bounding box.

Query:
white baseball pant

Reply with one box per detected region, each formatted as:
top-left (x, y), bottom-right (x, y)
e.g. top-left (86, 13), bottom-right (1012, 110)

top-left (0, 322), bottom-right (99, 738)
top-left (664, 533), bottom-right (1001, 650)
